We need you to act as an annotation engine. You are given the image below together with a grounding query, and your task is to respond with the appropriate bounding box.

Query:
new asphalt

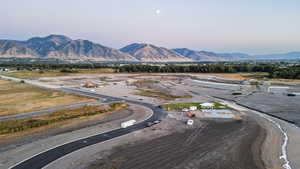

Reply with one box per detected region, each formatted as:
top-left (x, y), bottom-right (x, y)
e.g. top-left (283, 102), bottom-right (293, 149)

top-left (9, 88), bottom-right (165, 169)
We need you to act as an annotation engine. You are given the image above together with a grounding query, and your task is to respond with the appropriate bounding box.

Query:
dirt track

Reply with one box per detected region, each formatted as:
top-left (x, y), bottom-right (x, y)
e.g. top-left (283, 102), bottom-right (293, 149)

top-left (88, 119), bottom-right (266, 169)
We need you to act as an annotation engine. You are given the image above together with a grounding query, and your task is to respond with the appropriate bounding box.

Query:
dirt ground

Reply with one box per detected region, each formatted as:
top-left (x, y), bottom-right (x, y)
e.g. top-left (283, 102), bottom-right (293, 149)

top-left (207, 73), bottom-right (300, 82)
top-left (3, 69), bottom-right (115, 79)
top-left (6, 73), bottom-right (298, 169)
top-left (87, 118), bottom-right (265, 169)
top-left (0, 79), bottom-right (96, 116)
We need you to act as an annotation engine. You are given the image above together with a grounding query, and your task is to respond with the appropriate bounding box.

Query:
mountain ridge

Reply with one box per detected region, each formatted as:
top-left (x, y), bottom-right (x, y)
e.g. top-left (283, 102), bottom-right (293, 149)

top-left (0, 35), bottom-right (137, 62)
top-left (120, 43), bottom-right (192, 62)
top-left (1, 35), bottom-right (300, 62)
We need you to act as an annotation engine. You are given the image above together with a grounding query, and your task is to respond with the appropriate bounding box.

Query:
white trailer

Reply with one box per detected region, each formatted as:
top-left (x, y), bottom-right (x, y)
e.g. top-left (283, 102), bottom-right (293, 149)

top-left (121, 120), bottom-right (136, 128)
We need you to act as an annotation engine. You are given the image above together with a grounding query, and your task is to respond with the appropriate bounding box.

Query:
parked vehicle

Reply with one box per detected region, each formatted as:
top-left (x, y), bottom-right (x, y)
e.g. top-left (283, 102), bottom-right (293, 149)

top-left (153, 120), bottom-right (161, 124)
top-left (187, 119), bottom-right (194, 126)
top-left (186, 111), bottom-right (195, 118)
top-left (121, 120), bottom-right (136, 128)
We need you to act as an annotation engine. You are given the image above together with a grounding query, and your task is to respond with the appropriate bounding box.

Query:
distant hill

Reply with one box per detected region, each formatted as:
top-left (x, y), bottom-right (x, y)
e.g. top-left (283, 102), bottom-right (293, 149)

top-left (0, 40), bottom-right (37, 57)
top-left (173, 48), bottom-right (300, 61)
top-left (120, 43), bottom-right (192, 62)
top-left (254, 52), bottom-right (300, 60)
top-left (1, 35), bottom-right (300, 62)
top-left (173, 48), bottom-right (223, 61)
top-left (26, 35), bottom-right (72, 56)
top-left (0, 35), bottom-right (137, 62)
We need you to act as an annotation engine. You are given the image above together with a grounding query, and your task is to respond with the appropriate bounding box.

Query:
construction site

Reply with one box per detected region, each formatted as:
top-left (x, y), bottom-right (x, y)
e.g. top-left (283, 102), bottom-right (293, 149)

top-left (0, 72), bottom-right (299, 169)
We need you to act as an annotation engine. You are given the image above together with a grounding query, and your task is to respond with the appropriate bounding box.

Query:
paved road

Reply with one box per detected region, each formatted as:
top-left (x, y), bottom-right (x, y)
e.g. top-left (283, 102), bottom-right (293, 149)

top-left (9, 88), bottom-right (165, 169)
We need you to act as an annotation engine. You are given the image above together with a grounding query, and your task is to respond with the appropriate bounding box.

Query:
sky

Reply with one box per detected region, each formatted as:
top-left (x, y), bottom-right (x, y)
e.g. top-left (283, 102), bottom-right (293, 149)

top-left (1, 0), bottom-right (300, 54)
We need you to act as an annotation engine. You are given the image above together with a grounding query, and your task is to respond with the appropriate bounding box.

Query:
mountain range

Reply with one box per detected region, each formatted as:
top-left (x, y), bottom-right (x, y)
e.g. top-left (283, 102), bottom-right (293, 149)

top-left (0, 35), bottom-right (300, 62)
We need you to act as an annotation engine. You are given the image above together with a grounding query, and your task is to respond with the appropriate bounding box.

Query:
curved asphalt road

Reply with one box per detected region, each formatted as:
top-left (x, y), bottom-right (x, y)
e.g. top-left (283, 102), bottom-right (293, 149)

top-left (9, 88), bottom-right (165, 169)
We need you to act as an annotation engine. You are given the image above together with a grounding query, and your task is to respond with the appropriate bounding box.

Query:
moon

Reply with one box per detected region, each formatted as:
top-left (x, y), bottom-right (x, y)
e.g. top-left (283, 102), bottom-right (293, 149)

top-left (155, 9), bottom-right (161, 15)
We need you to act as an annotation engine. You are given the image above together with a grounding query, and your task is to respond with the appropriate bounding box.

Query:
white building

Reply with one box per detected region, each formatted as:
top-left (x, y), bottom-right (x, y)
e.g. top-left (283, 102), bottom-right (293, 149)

top-left (268, 86), bottom-right (290, 94)
top-left (189, 106), bottom-right (197, 111)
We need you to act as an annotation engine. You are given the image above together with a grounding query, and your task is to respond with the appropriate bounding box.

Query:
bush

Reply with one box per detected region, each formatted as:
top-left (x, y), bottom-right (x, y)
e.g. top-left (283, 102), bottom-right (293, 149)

top-left (60, 68), bottom-right (78, 73)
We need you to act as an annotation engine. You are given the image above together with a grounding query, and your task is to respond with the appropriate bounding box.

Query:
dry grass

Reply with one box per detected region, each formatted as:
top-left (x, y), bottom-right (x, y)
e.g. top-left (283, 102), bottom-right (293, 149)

top-left (207, 73), bottom-right (300, 82)
top-left (0, 79), bottom-right (96, 117)
top-left (207, 73), bottom-right (250, 80)
top-left (131, 79), bottom-right (159, 88)
top-left (0, 103), bottom-right (127, 141)
top-left (3, 68), bottom-right (116, 79)
top-left (135, 90), bottom-right (192, 101)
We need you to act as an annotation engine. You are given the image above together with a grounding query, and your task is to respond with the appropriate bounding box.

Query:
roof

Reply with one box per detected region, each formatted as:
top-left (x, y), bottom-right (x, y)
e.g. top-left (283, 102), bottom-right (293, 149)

top-left (200, 103), bottom-right (214, 107)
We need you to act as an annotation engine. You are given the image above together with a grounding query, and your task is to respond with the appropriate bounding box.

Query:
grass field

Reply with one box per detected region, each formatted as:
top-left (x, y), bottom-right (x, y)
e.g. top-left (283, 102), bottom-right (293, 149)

top-left (0, 102), bottom-right (126, 136)
top-left (3, 68), bottom-right (116, 79)
top-left (163, 102), bottom-right (229, 111)
top-left (136, 90), bottom-right (192, 101)
top-left (0, 79), bottom-right (96, 117)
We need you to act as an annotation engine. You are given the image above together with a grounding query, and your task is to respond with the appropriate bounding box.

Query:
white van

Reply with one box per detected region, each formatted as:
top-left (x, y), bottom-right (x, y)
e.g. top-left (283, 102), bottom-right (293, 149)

top-left (121, 120), bottom-right (136, 128)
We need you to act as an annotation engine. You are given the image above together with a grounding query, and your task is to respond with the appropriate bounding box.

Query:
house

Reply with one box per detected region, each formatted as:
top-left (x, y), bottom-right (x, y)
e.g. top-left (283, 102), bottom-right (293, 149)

top-left (200, 103), bottom-right (214, 109)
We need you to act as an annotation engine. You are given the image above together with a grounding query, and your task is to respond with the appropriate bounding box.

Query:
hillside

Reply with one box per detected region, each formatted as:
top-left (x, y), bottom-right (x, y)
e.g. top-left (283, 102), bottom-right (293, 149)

top-left (1, 35), bottom-right (300, 62)
top-left (173, 48), bottom-right (223, 61)
top-left (120, 43), bottom-right (192, 62)
top-left (0, 35), bottom-right (137, 62)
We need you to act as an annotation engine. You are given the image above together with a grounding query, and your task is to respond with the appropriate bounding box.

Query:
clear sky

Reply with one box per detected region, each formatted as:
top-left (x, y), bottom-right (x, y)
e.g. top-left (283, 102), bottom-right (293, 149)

top-left (1, 0), bottom-right (300, 54)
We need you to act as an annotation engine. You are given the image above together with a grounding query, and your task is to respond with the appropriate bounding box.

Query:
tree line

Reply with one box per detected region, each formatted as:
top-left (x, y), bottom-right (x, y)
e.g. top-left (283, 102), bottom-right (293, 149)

top-left (1, 62), bottom-right (300, 79)
top-left (118, 64), bottom-right (277, 74)
top-left (269, 66), bottom-right (300, 79)
top-left (0, 63), bottom-right (116, 70)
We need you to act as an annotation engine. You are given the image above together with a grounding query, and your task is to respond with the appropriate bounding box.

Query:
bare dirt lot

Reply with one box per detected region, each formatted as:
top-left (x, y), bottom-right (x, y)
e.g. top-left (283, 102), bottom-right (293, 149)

top-left (87, 118), bottom-right (265, 169)
top-left (0, 79), bottom-right (96, 116)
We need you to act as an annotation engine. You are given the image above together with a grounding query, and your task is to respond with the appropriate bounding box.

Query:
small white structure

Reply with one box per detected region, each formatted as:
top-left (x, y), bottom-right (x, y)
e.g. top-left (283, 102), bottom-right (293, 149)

top-left (182, 108), bottom-right (189, 112)
top-left (121, 120), bottom-right (136, 128)
top-left (187, 119), bottom-right (194, 126)
top-left (189, 106), bottom-right (197, 111)
top-left (267, 86), bottom-right (290, 94)
top-left (200, 103), bottom-right (215, 109)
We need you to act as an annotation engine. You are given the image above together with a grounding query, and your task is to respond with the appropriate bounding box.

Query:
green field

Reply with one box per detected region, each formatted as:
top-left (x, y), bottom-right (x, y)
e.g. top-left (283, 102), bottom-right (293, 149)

top-left (163, 102), bottom-right (229, 111)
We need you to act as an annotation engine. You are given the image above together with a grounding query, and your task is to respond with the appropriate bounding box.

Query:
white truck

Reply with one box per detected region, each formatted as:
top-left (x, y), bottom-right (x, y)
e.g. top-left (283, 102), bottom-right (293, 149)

top-left (121, 120), bottom-right (137, 128)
